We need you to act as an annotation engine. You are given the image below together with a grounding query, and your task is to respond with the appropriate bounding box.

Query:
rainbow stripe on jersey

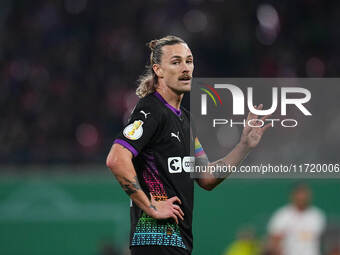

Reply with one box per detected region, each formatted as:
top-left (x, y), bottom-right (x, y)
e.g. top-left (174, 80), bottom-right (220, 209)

top-left (131, 152), bottom-right (186, 249)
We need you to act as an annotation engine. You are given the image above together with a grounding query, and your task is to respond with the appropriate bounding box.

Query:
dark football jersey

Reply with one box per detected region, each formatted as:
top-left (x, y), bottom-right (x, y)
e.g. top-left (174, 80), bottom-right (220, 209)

top-left (114, 91), bottom-right (195, 252)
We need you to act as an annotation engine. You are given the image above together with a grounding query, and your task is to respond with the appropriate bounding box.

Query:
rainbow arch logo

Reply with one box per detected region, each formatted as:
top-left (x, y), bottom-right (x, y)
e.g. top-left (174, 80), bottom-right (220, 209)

top-left (200, 84), bottom-right (223, 107)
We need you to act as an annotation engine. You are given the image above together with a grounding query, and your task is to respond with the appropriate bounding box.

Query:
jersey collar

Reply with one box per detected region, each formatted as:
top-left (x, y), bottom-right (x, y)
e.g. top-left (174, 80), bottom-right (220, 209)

top-left (154, 91), bottom-right (182, 117)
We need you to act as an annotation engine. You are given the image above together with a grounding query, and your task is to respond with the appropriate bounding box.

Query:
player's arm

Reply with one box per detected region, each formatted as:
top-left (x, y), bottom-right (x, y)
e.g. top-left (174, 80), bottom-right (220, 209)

top-left (195, 104), bottom-right (271, 191)
top-left (195, 141), bottom-right (251, 190)
top-left (106, 143), bottom-right (184, 224)
top-left (266, 208), bottom-right (287, 255)
top-left (267, 234), bottom-right (283, 255)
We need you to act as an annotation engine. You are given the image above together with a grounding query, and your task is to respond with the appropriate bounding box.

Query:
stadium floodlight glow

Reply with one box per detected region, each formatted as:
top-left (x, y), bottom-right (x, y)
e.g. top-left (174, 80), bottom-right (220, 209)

top-left (201, 84), bottom-right (312, 116)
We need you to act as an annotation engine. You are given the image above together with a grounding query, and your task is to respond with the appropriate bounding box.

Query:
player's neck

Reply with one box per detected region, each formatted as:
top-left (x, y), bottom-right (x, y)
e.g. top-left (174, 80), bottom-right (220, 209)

top-left (293, 204), bottom-right (309, 212)
top-left (156, 86), bottom-right (183, 110)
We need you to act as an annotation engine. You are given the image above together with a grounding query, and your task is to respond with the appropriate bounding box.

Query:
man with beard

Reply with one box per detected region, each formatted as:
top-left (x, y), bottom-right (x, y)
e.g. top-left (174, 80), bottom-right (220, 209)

top-left (106, 35), bottom-right (270, 255)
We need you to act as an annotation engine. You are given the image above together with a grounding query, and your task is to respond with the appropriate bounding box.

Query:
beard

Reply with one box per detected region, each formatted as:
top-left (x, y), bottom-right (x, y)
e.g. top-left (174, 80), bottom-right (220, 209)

top-left (174, 80), bottom-right (192, 94)
top-left (177, 73), bottom-right (192, 92)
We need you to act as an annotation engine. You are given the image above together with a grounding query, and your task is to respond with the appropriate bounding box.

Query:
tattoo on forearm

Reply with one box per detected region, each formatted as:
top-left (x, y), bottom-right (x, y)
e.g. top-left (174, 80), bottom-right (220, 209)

top-left (211, 159), bottom-right (233, 179)
top-left (215, 159), bottom-right (229, 167)
top-left (149, 203), bottom-right (157, 211)
top-left (195, 156), bottom-right (209, 167)
top-left (124, 176), bottom-right (141, 190)
top-left (117, 176), bottom-right (141, 196)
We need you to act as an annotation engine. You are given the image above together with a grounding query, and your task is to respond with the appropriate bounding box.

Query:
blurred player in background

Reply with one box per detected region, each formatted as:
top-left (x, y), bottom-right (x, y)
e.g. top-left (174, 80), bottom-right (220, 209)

top-left (223, 226), bottom-right (261, 255)
top-left (266, 183), bottom-right (326, 255)
top-left (106, 35), bottom-right (270, 255)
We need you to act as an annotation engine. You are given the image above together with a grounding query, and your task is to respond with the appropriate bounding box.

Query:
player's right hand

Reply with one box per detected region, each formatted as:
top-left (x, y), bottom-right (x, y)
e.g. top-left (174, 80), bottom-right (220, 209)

top-left (148, 195), bottom-right (184, 224)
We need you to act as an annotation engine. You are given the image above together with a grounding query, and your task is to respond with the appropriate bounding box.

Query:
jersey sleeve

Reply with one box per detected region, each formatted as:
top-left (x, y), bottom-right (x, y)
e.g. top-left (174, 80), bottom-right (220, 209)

top-left (267, 208), bottom-right (288, 235)
top-left (185, 108), bottom-right (208, 160)
top-left (114, 104), bottom-right (162, 157)
top-left (314, 208), bottom-right (326, 235)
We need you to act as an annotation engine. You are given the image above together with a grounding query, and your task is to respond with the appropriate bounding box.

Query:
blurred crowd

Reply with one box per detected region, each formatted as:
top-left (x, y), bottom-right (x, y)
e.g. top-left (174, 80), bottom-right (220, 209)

top-left (1, 0), bottom-right (340, 164)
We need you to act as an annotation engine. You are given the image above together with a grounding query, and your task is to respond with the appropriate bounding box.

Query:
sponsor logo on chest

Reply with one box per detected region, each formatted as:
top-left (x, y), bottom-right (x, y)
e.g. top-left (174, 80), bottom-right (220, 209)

top-left (168, 156), bottom-right (195, 173)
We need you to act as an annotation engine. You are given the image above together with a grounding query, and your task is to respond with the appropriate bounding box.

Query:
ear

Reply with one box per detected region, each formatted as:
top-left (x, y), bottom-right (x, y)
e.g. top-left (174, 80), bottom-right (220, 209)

top-left (153, 64), bottom-right (164, 78)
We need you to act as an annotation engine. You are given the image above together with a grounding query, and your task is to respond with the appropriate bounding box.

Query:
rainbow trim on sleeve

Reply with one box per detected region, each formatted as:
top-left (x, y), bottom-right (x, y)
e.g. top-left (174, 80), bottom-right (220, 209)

top-left (194, 137), bottom-right (205, 157)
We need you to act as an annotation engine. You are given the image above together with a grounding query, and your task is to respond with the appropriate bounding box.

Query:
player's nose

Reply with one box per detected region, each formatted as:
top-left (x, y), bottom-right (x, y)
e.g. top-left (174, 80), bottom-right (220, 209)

top-left (181, 62), bottom-right (190, 73)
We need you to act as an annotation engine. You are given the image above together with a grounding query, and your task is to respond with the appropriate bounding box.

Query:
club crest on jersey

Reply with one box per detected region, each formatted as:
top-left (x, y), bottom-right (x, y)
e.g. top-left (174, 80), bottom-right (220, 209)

top-left (123, 120), bottom-right (144, 140)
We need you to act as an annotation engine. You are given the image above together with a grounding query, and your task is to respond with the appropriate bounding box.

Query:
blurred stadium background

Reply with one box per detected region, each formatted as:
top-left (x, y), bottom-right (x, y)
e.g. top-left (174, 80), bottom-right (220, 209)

top-left (0, 0), bottom-right (339, 254)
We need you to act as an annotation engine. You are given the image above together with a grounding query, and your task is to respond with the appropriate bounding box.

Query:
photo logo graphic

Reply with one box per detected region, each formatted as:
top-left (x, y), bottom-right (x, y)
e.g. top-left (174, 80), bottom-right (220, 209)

top-left (200, 84), bottom-right (223, 114)
top-left (200, 84), bottom-right (312, 128)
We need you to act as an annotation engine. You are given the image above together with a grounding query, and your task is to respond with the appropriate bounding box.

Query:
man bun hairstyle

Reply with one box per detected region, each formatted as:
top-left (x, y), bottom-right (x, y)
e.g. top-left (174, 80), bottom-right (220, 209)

top-left (136, 35), bottom-right (185, 98)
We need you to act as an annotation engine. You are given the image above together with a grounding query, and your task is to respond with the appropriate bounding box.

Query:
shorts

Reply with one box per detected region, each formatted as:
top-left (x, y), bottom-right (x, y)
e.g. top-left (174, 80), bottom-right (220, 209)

top-left (130, 245), bottom-right (191, 255)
